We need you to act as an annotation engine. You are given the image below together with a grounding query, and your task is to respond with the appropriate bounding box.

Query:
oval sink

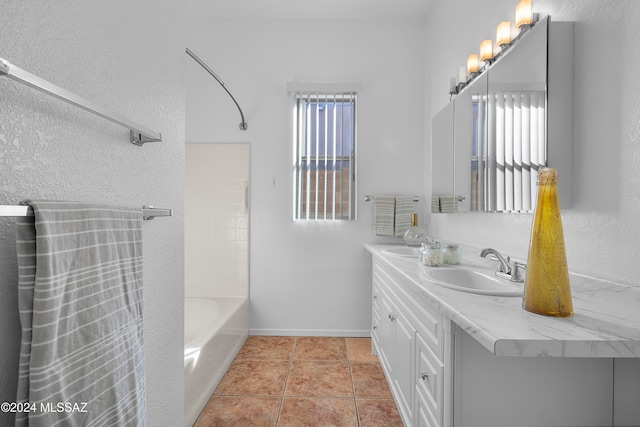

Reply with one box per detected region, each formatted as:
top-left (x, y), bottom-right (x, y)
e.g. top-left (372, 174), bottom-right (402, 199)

top-left (423, 267), bottom-right (523, 296)
top-left (382, 246), bottom-right (420, 258)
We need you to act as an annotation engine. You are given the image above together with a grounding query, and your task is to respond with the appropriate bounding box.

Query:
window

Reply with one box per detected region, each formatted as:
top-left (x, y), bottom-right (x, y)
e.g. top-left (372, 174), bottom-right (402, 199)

top-left (292, 92), bottom-right (357, 221)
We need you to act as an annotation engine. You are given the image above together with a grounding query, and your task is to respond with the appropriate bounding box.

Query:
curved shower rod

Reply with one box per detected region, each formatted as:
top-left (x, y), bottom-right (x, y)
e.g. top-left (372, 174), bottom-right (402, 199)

top-left (186, 47), bottom-right (248, 131)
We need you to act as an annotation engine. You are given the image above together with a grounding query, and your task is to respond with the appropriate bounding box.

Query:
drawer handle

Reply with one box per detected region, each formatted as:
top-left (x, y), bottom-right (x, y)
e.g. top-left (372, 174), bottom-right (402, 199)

top-left (373, 295), bottom-right (377, 300)
top-left (373, 325), bottom-right (377, 330)
top-left (421, 371), bottom-right (435, 381)
top-left (388, 314), bottom-right (396, 321)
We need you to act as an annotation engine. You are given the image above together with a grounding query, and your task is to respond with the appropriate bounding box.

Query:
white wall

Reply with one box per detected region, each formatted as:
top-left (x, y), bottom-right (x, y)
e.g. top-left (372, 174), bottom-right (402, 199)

top-left (186, 18), bottom-right (426, 335)
top-left (425, 0), bottom-right (640, 287)
top-left (185, 143), bottom-right (250, 298)
top-left (0, 2), bottom-right (185, 426)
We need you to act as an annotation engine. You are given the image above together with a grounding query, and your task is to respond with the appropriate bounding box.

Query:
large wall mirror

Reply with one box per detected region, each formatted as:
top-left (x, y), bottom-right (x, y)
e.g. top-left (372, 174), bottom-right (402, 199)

top-left (431, 16), bottom-right (573, 213)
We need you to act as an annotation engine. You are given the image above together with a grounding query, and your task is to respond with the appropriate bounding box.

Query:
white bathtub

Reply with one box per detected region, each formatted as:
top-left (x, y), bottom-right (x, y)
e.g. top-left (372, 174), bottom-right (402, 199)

top-left (184, 297), bottom-right (248, 426)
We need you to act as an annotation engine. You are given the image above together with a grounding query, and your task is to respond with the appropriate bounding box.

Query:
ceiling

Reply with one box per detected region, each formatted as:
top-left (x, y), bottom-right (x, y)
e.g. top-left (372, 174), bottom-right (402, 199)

top-left (186, 0), bottom-right (434, 20)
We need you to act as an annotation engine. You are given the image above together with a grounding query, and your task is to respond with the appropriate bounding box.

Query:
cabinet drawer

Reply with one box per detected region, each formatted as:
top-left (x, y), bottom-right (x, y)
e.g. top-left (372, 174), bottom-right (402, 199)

top-left (416, 332), bottom-right (444, 426)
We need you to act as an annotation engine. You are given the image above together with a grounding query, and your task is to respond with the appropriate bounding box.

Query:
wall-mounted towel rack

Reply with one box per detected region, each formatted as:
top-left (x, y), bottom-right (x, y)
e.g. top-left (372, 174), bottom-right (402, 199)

top-left (0, 205), bottom-right (172, 220)
top-left (0, 57), bottom-right (162, 146)
top-left (364, 195), bottom-right (419, 202)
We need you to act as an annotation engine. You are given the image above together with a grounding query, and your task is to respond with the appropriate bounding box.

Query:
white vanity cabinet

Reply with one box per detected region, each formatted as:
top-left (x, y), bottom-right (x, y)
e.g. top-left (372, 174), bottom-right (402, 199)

top-left (372, 259), bottom-right (450, 427)
top-left (368, 245), bottom-right (640, 427)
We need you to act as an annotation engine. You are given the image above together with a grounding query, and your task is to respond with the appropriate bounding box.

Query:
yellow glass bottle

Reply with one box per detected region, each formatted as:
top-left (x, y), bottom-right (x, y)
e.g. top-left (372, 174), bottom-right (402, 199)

top-left (523, 168), bottom-right (574, 317)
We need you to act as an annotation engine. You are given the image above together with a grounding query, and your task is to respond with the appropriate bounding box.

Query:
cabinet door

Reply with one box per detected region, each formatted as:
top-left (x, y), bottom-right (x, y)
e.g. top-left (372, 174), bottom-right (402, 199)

top-left (376, 286), bottom-right (394, 376)
top-left (415, 332), bottom-right (444, 427)
top-left (393, 307), bottom-right (416, 426)
top-left (372, 284), bottom-right (381, 353)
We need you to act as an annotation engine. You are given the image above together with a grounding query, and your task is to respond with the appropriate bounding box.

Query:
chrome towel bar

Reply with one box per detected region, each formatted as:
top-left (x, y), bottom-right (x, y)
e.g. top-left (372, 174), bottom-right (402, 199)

top-left (0, 57), bottom-right (162, 146)
top-left (364, 195), bottom-right (419, 202)
top-left (0, 205), bottom-right (172, 220)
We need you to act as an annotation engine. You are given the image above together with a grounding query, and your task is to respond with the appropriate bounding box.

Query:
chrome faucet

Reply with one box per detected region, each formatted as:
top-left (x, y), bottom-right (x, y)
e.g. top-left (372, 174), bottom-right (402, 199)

top-left (479, 248), bottom-right (526, 282)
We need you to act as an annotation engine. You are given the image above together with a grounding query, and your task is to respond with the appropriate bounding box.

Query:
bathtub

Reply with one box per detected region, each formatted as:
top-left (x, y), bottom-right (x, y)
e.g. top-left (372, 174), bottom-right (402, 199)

top-left (184, 297), bottom-right (249, 426)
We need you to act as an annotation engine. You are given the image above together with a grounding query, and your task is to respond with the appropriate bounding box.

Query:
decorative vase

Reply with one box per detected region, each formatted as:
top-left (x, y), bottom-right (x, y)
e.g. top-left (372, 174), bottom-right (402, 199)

top-left (523, 168), bottom-right (573, 317)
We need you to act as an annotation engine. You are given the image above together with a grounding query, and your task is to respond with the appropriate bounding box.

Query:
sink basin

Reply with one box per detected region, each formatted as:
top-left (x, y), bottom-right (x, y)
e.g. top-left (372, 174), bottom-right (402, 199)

top-left (423, 266), bottom-right (523, 296)
top-left (382, 246), bottom-right (420, 258)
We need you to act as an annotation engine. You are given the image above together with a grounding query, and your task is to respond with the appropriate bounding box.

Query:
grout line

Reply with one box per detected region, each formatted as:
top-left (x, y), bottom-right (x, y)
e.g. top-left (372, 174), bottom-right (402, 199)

top-left (346, 338), bottom-right (363, 427)
top-left (275, 336), bottom-right (297, 426)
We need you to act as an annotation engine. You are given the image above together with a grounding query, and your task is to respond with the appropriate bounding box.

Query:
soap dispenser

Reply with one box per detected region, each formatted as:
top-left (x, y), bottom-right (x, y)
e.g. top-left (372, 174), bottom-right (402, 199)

top-left (403, 213), bottom-right (427, 247)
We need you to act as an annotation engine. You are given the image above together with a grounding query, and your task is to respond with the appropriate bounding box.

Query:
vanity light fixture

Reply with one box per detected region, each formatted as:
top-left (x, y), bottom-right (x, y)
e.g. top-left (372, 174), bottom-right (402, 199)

top-left (515, 0), bottom-right (533, 29)
top-left (497, 21), bottom-right (512, 48)
top-left (450, 66), bottom-right (468, 98)
top-left (467, 54), bottom-right (479, 75)
top-left (449, 0), bottom-right (536, 97)
top-left (480, 39), bottom-right (494, 63)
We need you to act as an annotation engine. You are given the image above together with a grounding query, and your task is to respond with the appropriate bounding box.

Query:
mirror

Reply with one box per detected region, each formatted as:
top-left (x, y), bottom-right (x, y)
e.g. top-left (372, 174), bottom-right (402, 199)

top-left (431, 16), bottom-right (573, 213)
top-left (454, 72), bottom-right (488, 213)
top-left (431, 101), bottom-right (455, 212)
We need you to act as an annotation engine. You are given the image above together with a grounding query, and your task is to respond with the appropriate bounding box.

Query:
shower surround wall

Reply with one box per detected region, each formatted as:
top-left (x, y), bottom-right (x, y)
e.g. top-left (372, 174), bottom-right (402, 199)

top-left (0, 2), bottom-right (185, 426)
top-left (184, 143), bottom-right (250, 425)
top-left (185, 143), bottom-right (250, 299)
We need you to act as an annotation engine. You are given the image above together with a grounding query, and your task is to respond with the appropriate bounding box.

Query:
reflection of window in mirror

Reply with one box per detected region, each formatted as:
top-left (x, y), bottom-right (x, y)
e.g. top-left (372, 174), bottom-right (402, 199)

top-left (476, 91), bottom-right (546, 212)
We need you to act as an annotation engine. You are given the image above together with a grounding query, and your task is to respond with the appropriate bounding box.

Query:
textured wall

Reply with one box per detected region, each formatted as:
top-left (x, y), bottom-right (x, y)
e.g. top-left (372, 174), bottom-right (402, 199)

top-left (425, 0), bottom-right (640, 286)
top-left (0, 2), bottom-right (185, 425)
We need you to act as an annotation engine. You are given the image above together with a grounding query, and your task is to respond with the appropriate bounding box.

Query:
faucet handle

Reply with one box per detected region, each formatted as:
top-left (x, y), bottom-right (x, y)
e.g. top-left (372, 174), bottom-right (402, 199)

top-left (511, 262), bottom-right (527, 282)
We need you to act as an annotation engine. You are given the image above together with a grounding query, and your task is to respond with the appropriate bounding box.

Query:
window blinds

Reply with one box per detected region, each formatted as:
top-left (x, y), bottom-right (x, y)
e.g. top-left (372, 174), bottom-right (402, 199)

top-left (292, 91), bottom-right (357, 221)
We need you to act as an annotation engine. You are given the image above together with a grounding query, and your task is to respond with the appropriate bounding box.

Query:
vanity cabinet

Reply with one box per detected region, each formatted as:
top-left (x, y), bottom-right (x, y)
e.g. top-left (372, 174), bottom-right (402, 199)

top-left (372, 260), bottom-right (450, 427)
top-left (369, 249), bottom-right (632, 427)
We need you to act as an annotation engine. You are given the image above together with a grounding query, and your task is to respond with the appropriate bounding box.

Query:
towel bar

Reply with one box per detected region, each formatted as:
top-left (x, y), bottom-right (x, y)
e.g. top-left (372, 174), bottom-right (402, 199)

top-left (364, 195), bottom-right (419, 202)
top-left (0, 56), bottom-right (162, 145)
top-left (0, 205), bottom-right (172, 220)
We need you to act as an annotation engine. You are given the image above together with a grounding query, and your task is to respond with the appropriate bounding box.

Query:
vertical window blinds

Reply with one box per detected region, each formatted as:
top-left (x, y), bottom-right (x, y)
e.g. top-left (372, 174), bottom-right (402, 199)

top-left (292, 91), bottom-right (357, 221)
top-left (472, 91), bottom-right (546, 212)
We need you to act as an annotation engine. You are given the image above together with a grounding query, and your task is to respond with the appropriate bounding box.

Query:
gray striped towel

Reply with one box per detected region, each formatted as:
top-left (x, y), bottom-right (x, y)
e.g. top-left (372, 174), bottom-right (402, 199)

top-left (393, 196), bottom-right (414, 237)
top-left (373, 196), bottom-right (396, 236)
top-left (15, 200), bottom-right (146, 427)
top-left (439, 195), bottom-right (459, 213)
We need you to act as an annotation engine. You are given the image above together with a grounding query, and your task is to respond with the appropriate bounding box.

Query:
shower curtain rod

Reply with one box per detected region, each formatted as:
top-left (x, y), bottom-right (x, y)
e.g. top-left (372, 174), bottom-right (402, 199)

top-left (185, 48), bottom-right (248, 131)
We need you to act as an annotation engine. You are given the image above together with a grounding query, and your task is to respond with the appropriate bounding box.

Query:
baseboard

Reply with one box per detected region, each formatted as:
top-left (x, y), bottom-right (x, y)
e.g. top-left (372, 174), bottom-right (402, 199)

top-left (249, 328), bottom-right (371, 338)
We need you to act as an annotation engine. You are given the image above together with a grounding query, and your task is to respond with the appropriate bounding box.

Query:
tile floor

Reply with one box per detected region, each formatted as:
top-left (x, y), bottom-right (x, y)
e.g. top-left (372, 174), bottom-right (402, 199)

top-left (194, 336), bottom-right (404, 427)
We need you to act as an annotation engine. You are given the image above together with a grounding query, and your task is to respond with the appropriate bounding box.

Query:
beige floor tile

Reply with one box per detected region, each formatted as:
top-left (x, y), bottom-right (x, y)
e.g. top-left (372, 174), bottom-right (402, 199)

top-left (278, 397), bottom-right (358, 427)
top-left (194, 396), bottom-right (281, 427)
top-left (215, 360), bottom-right (290, 396)
top-left (346, 337), bottom-right (378, 362)
top-left (285, 360), bottom-right (353, 397)
top-left (237, 336), bottom-right (296, 361)
top-left (351, 362), bottom-right (392, 398)
top-left (293, 337), bottom-right (347, 360)
top-left (356, 399), bottom-right (404, 427)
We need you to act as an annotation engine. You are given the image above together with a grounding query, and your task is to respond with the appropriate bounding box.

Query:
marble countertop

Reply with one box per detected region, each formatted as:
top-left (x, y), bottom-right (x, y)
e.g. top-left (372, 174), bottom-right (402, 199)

top-left (366, 243), bottom-right (640, 358)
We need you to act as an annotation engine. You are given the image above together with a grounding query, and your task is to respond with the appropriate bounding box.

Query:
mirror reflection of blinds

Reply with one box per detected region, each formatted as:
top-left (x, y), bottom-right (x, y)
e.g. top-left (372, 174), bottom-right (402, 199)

top-left (472, 91), bottom-right (546, 212)
top-left (293, 92), bottom-right (356, 221)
